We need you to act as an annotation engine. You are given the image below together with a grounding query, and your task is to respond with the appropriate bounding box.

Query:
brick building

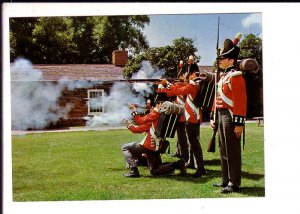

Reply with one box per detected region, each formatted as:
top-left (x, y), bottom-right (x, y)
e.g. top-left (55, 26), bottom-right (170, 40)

top-left (11, 50), bottom-right (216, 130)
top-left (11, 51), bottom-right (128, 129)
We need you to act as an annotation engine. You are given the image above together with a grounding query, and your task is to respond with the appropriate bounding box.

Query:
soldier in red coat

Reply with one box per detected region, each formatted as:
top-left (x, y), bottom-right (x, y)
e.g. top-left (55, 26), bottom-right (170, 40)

top-left (210, 38), bottom-right (247, 193)
top-left (157, 63), bottom-right (206, 177)
top-left (122, 93), bottom-right (186, 178)
top-left (167, 61), bottom-right (190, 165)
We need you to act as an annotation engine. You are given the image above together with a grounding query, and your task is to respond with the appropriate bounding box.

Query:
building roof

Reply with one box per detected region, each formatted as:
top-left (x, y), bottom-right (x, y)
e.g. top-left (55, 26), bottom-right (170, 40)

top-left (11, 64), bottom-right (125, 81)
top-left (199, 66), bottom-right (214, 73)
top-left (11, 63), bottom-right (213, 81)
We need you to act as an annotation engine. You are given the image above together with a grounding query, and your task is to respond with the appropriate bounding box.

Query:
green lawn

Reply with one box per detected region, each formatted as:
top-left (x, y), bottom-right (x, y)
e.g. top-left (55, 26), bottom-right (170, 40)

top-left (12, 123), bottom-right (264, 201)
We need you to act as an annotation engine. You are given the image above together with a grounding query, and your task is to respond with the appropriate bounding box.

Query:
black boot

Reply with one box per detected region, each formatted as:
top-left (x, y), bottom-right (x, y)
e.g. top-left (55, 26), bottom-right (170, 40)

top-left (221, 185), bottom-right (240, 193)
top-left (123, 167), bottom-right (140, 178)
top-left (192, 167), bottom-right (206, 177)
top-left (185, 163), bottom-right (196, 169)
top-left (173, 159), bottom-right (187, 175)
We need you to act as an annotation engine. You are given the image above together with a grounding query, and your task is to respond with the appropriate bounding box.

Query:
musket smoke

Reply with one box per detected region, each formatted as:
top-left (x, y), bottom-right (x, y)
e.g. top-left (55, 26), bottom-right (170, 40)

top-left (10, 58), bottom-right (72, 130)
top-left (85, 61), bottom-right (166, 126)
top-left (131, 61), bottom-right (165, 96)
top-left (84, 82), bottom-right (143, 126)
top-left (10, 58), bottom-right (97, 130)
top-left (10, 58), bottom-right (165, 129)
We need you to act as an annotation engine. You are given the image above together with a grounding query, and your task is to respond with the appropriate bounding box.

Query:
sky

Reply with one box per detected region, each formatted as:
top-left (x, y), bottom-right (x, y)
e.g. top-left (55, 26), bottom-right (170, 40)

top-left (143, 13), bottom-right (262, 65)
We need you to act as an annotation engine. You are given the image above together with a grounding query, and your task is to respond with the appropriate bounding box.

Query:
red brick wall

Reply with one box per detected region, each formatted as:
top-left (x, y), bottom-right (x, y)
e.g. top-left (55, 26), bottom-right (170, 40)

top-left (54, 87), bottom-right (89, 127)
top-left (50, 84), bottom-right (112, 129)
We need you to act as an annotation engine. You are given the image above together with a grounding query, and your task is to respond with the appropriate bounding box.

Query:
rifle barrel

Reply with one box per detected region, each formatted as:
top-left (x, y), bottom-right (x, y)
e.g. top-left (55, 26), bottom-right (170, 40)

top-left (208, 16), bottom-right (221, 153)
top-left (102, 78), bottom-right (178, 84)
top-left (122, 78), bottom-right (176, 82)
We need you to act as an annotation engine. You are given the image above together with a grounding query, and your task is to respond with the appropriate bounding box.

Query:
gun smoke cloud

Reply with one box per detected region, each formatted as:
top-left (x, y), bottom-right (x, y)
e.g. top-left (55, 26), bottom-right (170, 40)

top-left (131, 61), bottom-right (165, 96)
top-left (85, 61), bottom-right (165, 126)
top-left (11, 59), bottom-right (165, 130)
top-left (11, 59), bottom-right (74, 130)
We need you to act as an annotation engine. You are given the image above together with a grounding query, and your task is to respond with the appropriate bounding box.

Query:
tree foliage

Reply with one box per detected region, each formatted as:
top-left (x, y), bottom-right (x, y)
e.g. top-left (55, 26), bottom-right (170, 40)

top-left (239, 33), bottom-right (262, 60)
top-left (10, 18), bottom-right (38, 61)
top-left (32, 17), bottom-right (76, 63)
top-left (123, 37), bottom-right (199, 78)
top-left (92, 16), bottom-right (149, 63)
top-left (10, 16), bottom-right (150, 64)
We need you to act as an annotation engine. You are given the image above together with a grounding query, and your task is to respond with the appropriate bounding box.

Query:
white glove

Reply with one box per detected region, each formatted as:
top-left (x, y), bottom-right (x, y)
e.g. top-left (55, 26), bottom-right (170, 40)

top-left (158, 84), bottom-right (164, 89)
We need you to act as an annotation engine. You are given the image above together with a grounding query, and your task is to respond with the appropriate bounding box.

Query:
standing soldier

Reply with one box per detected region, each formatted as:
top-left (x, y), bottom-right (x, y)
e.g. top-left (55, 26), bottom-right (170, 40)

top-left (158, 63), bottom-right (206, 177)
top-left (210, 38), bottom-right (247, 193)
top-left (162, 60), bottom-right (189, 165)
top-left (185, 55), bottom-right (199, 169)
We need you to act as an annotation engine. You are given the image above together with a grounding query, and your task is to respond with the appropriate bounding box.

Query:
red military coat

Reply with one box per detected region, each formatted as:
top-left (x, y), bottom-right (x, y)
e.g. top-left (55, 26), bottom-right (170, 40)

top-left (159, 80), bottom-right (201, 124)
top-left (127, 109), bottom-right (161, 151)
top-left (211, 68), bottom-right (247, 125)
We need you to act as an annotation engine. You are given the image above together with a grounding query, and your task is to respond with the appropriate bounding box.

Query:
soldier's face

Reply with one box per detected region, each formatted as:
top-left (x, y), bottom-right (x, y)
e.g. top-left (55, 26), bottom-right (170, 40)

top-left (219, 58), bottom-right (234, 69)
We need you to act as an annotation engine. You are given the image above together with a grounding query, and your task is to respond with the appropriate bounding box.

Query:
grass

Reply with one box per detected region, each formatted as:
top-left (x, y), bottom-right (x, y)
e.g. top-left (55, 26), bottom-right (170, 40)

top-left (12, 122), bottom-right (264, 201)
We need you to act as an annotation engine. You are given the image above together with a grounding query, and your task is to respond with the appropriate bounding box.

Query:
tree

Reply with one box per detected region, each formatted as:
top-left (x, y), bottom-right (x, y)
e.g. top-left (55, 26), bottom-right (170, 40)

top-left (32, 17), bottom-right (76, 63)
top-left (123, 37), bottom-right (199, 78)
top-left (71, 17), bottom-right (101, 63)
top-left (10, 16), bottom-right (150, 64)
top-left (9, 18), bottom-right (38, 62)
top-left (239, 34), bottom-right (262, 59)
top-left (92, 16), bottom-right (149, 63)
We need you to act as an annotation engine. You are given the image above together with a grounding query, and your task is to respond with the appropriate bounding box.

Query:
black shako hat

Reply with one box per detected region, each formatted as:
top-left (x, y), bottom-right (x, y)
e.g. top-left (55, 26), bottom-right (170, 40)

top-left (218, 39), bottom-right (240, 59)
top-left (153, 92), bottom-right (168, 104)
top-left (187, 63), bottom-right (200, 75)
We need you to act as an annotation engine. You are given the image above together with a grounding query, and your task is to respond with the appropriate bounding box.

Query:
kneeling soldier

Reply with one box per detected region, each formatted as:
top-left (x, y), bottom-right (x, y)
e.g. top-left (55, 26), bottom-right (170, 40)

top-left (122, 93), bottom-right (186, 177)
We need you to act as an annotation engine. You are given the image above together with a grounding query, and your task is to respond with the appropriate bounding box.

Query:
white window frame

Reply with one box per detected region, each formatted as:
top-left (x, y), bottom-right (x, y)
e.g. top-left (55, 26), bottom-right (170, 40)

top-left (87, 89), bottom-right (105, 115)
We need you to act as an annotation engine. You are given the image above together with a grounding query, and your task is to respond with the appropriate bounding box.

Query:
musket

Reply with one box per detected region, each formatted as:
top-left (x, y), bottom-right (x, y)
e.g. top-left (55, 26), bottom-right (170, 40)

top-left (101, 78), bottom-right (179, 84)
top-left (127, 103), bottom-right (147, 109)
top-left (207, 17), bottom-right (220, 153)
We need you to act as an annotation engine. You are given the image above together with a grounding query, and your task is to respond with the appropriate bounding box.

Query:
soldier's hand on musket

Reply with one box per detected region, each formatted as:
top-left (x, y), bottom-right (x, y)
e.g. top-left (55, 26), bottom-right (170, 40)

top-left (158, 79), bottom-right (169, 86)
top-left (123, 119), bottom-right (131, 126)
top-left (128, 104), bottom-right (137, 111)
top-left (234, 126), bottom-right (244, 138)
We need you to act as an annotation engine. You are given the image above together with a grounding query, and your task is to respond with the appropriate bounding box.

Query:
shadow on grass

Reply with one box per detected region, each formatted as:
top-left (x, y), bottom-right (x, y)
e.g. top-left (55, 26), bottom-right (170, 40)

top-left (110, 163), bottom-right (264, 185)
top-left (241, 171), bottom-right (264, 181)
top-left (144, 168), bottom-right (221, 183)
top-left (204, 159), bottom-right (221, 166)
top-left (109, 166), bottom-right (264, 196)
top-left (240, 186), bottom-right (265, 197)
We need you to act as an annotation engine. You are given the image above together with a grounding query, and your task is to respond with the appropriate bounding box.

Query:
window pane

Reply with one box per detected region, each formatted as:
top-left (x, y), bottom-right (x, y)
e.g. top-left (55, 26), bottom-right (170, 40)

top-left (88, 90), bottom-right (104, 114)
